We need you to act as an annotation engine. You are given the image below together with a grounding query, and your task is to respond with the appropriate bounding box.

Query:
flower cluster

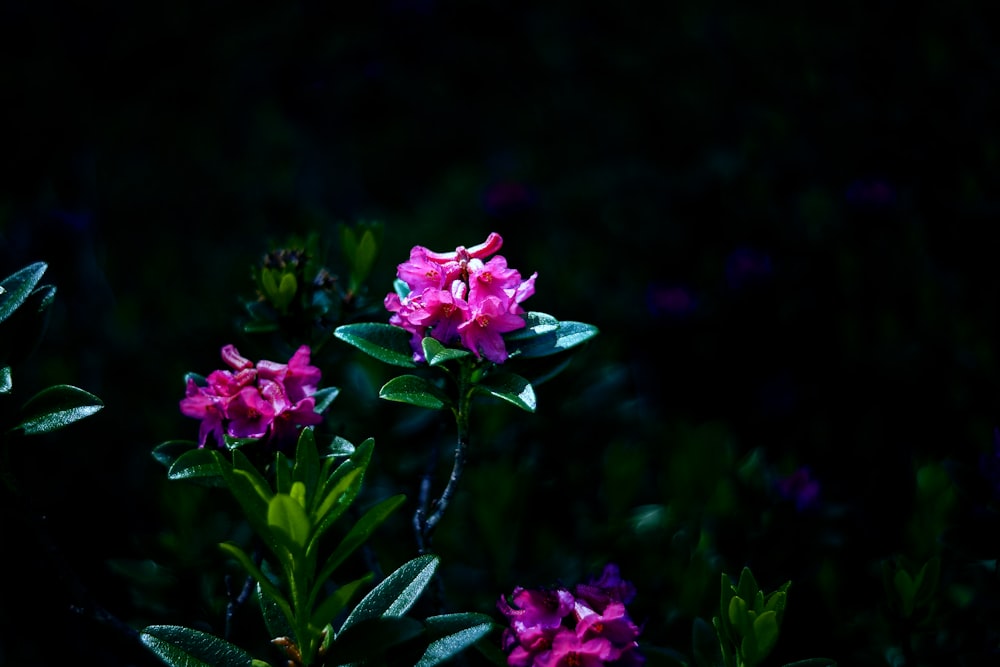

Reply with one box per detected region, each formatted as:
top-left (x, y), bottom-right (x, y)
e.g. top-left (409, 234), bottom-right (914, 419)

top-left (179, 344), bottom-right (323, 450)
top-left (384, 232), bottom-right (537, 364)
top-left (497, 564), bottom-right (644, 667)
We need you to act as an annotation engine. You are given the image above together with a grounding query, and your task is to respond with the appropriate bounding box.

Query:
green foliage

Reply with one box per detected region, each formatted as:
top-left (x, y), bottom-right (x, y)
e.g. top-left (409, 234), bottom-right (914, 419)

top-left (333, 310), bottom-right (596, 417)
top-left (140, 625), bottom-right (262, 667)
top-left (700, 566), bottom-right (840, 667)
top-left (0, 262), bottom-right (104, 492)
top-left (881, 555), bottom-right (941, 623)
top-left (145, 425), bottom-right (493, 666)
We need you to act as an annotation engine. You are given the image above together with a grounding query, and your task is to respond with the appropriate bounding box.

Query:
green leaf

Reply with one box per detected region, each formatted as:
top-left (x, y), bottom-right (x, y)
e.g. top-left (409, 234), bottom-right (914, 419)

top-left (728, 595), bottom-right (750, 637)
top-left (503, 311), bottom-right (559, 340)
top-left (334, 323), bottom-right (417, 368)
top-left (1, 365), bottom-right (12, 394)
top-left (10, 384), bottom-right (103, 435)
top-left (350, 226), bottom-right (380, 291)
top-left (311, 386), bottom-right (340, 414)
top-left (506, 313), bottom-right (599, 359)
top-left (293, 428), bottom-right (321, 509)
top-left (310, 439), bottom-right (375, 549)
top-left (276, 272), bottom-right (298, 311)
top-left (474, 372), bottom-right (536, 413)
top-left (216, 451), bottom-right (278, 554)
top-left (324, 434), bottom-right (356, 457)
top-left (220, 543), bottom-right (293, 624)
top-left (379, 374), bottom-right (451, 410)
top-left (167, 448), bottom-right (225, 485)
top-left (316, 494), bottom-right (407, 585)
top-left (736, 567), bottom-right (759, 606)
top-left (422, 337), bottom-right (472, 365)
top-left (152, 440), bottom-right (200, 469)
top-left (268, 493), bottom-right (311, 550)
top-left (0, 261), bottom-right (47, 324)
top-left (258, 581), bottom-right (294, 640)
top-left (750, 610), bottom-right (780, 663)
top-left (339, 554), bottom-right (439, 631)
top-left (140, 624), bottom-right (255, 667)
top-left (416, 613), bottom-right (496, 667)
top-left (311, 572), bottom-right (374, 631)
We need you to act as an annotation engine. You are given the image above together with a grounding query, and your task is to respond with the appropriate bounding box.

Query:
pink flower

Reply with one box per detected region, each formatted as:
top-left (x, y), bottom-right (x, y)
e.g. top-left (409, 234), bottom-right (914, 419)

top-left (458, 295), bottom-right (527, 364)
top-left (537, 632), bottom-right (614, 667)
top-left (179, 344), bottom-right (325, 450)
top-left (498, 565), bottom-right (644, 667)
top-left (386, 233), bottom-right (534, 363)
top-left (227, 386), bottom-right (276, 439)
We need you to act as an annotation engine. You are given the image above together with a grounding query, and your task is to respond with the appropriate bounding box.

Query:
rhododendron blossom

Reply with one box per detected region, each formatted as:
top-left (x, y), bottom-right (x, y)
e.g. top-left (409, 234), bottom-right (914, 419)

top-left (385, 232), bottom-right (537, 363)
top-left (498, 564), bottom-right (644, 667)
top-left (179, 344), bottom-right (323, 449)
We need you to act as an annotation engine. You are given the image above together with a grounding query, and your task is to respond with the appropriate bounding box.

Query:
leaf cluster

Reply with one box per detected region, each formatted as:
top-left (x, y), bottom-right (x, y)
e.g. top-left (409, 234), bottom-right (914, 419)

top-left (332, 311), bottom-right (599, 416)
top-left (1, 262), bottom-right (104, 492)
top-left (147, 428), bottom-right (496, 666)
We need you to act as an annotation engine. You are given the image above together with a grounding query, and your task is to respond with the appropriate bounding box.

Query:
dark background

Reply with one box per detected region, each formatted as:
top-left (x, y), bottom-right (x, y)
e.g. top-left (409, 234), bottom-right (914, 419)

top-left (3, 1), bottom-right (1000, 666)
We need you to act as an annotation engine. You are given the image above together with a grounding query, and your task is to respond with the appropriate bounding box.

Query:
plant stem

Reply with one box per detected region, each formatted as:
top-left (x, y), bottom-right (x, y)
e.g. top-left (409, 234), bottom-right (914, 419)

top-left (413, 361), bottom-right (474, 554)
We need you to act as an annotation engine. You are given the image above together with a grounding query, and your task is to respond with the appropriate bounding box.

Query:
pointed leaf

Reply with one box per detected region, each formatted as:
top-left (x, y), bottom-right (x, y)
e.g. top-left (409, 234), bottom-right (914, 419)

top-left (506, 314), bottom-right (599, 359)
top-left (219, 542), bottom-right (293, 624)
top-left (349, 227), bottom-right (379, 290)
top-left (323, 434), bottom-right (356, 457)
top-left (736, 567), bottom-right (759, 605)
top-left (0, 261), bottom-right (47, 324)
top-left (422, 337), bottom-right (472, 366)
top-left (310, 440), bottom-right (375, 549)
top-left (379, 374), bottom-right (451, 410)
top-left (416, 613), bottom-right (496, 667)
top-left (258, 581), bottom-right (294, 640)
top-left (167, 448), bottom-right (225, 485)
top-left (268, 493), bottom-right (311, 550)
top-left (750, 610), bottom-right (780, 663)
top-left (334, 323), bottom-right (418, 368)
top-left (503, 311), bottom-right (559, 340)
top-left (316, 494), bottom-right (407, 584)
top-left (311, 386), bottom-right (340, 414)
top-left (1, 366), bottom-right (12, 394)
top-left (293, 428), bottom-right (321, 508)
top-left (340, 554), bottom-right (439, 631)
top-left (152, 440), bottom-right (200, 469)
top-left (11, 384), bottom-right (103, 435)
top-left (473, 372), bottom-right (536, 412)
top-left (140, 624), bottom-right (255, 667)
top-left (311, 572), bottom-right (374, 631)
top-left (216, 451), bottom-right (278, 554)
top-left (728, 596), bottom-right (750, 637)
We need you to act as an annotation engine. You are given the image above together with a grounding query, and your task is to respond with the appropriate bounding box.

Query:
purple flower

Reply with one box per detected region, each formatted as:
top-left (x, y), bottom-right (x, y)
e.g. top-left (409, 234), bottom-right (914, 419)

top-left (775, 466), bottom-right (820, 512)
top-left (387, 233), bottom-right (536, 363)
top-left (497, 565), bottom-right (644, 667)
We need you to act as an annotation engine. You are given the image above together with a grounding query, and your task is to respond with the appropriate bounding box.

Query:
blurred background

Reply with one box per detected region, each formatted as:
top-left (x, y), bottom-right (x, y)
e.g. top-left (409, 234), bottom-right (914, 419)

top-left (3, 1), bottom-right (1000, 665)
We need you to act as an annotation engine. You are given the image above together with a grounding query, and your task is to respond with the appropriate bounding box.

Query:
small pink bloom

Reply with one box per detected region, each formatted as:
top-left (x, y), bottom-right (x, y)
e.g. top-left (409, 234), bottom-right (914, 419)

top-left (227, 386), bottom-right (275, 439)
top-left (422, 232), bottom-right (503, 263)
top-left (221, 344), bottom-right (254, 370)
top-left (537, 632), bottom-right (614, 667)
top-left (458, 295), bottom-right (527, 363)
